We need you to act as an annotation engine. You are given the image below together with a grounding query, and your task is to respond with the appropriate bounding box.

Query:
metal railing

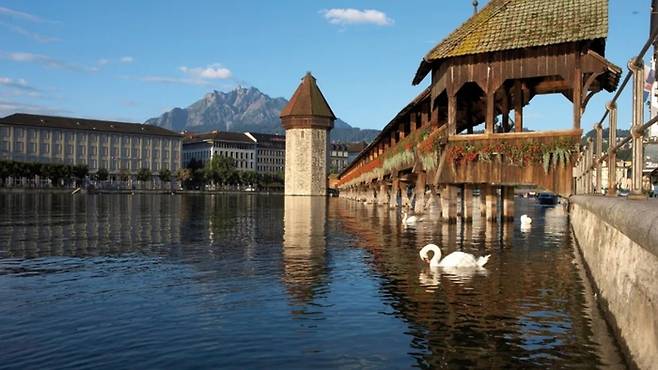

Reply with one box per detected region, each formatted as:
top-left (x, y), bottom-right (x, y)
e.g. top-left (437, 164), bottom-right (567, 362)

top-left (575, 30), bottom-right (658, 197)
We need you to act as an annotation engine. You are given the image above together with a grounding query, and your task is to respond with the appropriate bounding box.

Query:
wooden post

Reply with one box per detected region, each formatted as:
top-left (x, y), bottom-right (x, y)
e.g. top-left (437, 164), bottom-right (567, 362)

top-left (414, 172), bottom-right (426, 214)
top-left (440, 185), bottom-right (457, 223)
top-left (514, 80), bottom-right (523, 132)
top-left (390, 178), bottom-right (399, 208)
top-left (502, 186), bottom-right (515, 222)
top-left (462, 184), bottom-right (473, 223)
top-left (479, 184), bottom-right (487, 216)
top-left (595, 123), bottom-right (603, 194)
top-left (630, 59), bottom-right (646, 197)
top-left (573, 52), bottom-right (583, 130)
top-left (485, 92), bottom-right (495, 134)
top-left (401, 181), bottom-right (411, 208)
top-left (607, 102), bottom-right (617, 196)
top-left (501, 88), bottom-right (510, 132)
top-left (586, 139), bottom-right (593, 194)
top-left (485, 185), bottom-right (498, 222)
top-left (448, 93), bottom-right (457, 135)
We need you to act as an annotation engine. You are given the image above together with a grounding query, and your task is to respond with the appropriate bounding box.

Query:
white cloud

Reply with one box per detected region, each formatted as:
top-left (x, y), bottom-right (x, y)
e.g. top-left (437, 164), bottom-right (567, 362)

top-left (0, 21), bottom-right (59, 43)
top-left (97, 58), bottom-right (110, 66)
top-left (140, 75), bottom-right (211, 86)
top-left (0, 6), bottom-right (49, 23)
top-left (0, 99), bottom-right (68, 116)
top-left (120, 56), bottom-right (134, 63)
top-left (321, 8), bottom-right (393, 26)
top-left (0, 51), bottom-right (97, 72)
top-left (0, 76), bottom-right (37, 91)
top-left (179, 63), bottom-right (232, 80)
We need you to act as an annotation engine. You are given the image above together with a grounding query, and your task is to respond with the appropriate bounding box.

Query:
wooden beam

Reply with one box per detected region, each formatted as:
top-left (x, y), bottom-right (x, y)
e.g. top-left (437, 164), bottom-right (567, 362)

top-left (573, 51), bottom-right (583, 129)
top-left (513, 80), bottom-right (523, 132)
top-left (448, 93), bottom-right (457, 135)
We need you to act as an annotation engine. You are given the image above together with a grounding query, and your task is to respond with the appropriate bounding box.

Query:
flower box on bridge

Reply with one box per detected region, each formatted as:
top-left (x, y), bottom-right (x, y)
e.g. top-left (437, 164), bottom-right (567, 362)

top-left (436, 130), bottom-right (581, 196)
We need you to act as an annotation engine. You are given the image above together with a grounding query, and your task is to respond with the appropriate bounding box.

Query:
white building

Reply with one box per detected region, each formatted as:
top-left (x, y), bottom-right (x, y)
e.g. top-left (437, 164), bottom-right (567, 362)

top-left (246, 132), bottom-right (285, 175)
top-left (182, 131), bottom-right (257, 171)
top-left (0, 113), bottom-right (182, 176)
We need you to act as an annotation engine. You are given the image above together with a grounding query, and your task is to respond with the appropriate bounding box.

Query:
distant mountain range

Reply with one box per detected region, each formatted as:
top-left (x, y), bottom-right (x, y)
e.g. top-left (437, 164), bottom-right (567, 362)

top-left (145, 86), bottom-right (379, 143)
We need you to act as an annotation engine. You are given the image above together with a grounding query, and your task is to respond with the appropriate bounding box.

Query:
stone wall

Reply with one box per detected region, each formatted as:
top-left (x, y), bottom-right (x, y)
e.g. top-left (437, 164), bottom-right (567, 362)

top-left (284, 128), bottom-right (328, 196)
top-left (570, 196), bottom-right (658, 370)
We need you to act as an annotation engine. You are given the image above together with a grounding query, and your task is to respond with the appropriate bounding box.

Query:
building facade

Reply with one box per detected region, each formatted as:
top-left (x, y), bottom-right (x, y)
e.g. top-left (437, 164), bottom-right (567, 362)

top-left (182, 131), bottom-right (257, 171)
top-left (0, 113), bottom-right (182, 175)
top-left (246, 132), bottom-right (285, 175)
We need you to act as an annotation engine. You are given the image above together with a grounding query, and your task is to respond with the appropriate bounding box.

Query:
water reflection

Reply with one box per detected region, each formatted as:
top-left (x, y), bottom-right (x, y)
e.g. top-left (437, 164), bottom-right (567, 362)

top-left (282, 196), bottom-right (327, 305)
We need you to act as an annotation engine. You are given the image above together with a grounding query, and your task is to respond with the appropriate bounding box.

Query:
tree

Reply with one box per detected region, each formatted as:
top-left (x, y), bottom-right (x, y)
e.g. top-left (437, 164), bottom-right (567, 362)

top-left (158, 168), bottom-right (171, 182)
top-left (72, 164), bottom-right (89, 187)
top-left (119, 168), bottom-right (131, 182)
top-left (176, 168), bottom-right (191, 183)
top-left (95, 168), bottom-right (109, 181)
top-left (136, 168), bottom-right (152, 182)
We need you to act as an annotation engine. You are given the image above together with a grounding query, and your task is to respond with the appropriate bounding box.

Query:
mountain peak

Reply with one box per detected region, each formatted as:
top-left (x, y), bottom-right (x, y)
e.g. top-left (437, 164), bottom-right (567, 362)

top-left (144, 85), bottom-right (379, 142)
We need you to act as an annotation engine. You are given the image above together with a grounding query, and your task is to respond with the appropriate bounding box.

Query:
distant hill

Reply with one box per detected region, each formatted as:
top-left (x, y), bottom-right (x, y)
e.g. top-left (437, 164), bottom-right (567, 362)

top-left (145, 86), bottom-right (379, 143)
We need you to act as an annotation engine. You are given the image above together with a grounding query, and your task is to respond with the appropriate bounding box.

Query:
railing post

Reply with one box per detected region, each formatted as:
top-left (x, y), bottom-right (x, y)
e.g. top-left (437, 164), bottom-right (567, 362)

top-left (630, 59), bottom-right (646, 197)
top-left (595, 123), bottom-right (603, 194)
top-left (607, 102), bottom-right (618, 196)
top-left (586, 138), bottom-right (593, 194)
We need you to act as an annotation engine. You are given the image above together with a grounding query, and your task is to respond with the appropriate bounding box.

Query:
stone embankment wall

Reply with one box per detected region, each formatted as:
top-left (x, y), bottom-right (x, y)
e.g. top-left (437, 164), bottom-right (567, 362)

top-left (570, 196), bottom-right (658, 370)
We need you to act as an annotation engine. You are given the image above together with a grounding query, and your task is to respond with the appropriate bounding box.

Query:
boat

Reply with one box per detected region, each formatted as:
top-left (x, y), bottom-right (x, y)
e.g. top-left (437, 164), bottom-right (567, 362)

top-left (537, 192), bottom-right (558, 205)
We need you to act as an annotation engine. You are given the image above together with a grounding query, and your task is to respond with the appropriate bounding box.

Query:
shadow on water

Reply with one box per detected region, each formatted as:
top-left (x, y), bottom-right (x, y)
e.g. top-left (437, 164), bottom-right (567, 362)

top-left (0, 193), bottom-right (625, 369)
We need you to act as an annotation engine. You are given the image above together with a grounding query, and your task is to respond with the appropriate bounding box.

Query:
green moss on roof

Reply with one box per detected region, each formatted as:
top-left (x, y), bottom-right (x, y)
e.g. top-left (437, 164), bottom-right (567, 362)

top-left (425, 0), bottom-right (608, 61)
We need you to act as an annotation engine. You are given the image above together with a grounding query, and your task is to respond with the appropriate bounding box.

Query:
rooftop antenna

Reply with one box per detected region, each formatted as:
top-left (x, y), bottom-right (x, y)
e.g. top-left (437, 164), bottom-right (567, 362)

top-left (472, 0), bottom-right (479, 15)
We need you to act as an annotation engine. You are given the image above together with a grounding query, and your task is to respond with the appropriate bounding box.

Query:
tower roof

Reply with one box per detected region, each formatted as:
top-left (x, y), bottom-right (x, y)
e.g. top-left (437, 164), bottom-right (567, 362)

top-left (280, 72), bottom-right (336, 120)
top-left (413, 0), bottom-right (609, 84)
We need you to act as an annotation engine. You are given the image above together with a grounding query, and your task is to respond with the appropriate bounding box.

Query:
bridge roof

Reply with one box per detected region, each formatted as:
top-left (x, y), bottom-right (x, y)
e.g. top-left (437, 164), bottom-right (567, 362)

top-left (413, 0), bottom-right (609, 85)
top-left (280, 72), bottom-right (336, 120)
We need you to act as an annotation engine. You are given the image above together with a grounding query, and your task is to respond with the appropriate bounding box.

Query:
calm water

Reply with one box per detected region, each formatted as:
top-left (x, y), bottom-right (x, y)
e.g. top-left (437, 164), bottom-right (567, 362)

top-left (0, 193), bottom-right (625, 369)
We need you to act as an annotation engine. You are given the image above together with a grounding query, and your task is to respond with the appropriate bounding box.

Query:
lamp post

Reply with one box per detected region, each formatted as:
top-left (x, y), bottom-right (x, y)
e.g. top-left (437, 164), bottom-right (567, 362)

top-left (472, 0), bottom-right (479, 15)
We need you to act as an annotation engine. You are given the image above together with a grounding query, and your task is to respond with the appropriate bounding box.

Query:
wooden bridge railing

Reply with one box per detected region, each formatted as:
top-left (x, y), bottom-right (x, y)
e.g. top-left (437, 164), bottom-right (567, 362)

top-left (575, 29), bottom-right (658, 197)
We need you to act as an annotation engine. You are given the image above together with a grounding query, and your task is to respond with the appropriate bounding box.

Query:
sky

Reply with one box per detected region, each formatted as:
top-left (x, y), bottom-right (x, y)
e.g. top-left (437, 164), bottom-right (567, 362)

top-left (0, 0), bottom-right (653, 133)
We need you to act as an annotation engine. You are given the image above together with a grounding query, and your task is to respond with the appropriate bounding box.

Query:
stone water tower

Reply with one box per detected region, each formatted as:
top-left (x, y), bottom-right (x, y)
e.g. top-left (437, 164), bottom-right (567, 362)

top-left (280, 72), bottom-right (335, 196)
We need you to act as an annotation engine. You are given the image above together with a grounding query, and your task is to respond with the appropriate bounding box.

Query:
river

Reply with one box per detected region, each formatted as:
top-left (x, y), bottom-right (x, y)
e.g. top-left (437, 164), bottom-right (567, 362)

top-left (0, 193), bottom-right (626, 369)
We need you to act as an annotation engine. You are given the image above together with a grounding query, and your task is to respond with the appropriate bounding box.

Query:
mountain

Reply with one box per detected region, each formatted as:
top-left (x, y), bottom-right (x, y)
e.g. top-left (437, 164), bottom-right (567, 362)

top-left (145, 86), bottom-right (379, 142)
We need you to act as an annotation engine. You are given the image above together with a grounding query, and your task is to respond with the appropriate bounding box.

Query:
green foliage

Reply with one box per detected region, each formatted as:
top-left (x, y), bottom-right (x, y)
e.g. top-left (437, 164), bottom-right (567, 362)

top-left (95, 168), bottom-right (109, 181)
top-left (175, 168), bottom-right (191, 183)
top-left (136, 168), bottom-right (152, 182)
top-left (72, 164), bottom-right (89, 181)
top-left (420, 152), bottom-right (437, 171)
top-left (158, 168), bottom-right (171, 182)
top-left (118, 168), bottom-right (131, 182)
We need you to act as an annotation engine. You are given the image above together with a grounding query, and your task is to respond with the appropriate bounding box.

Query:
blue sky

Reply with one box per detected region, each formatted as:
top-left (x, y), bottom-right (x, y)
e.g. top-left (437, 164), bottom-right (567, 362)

top-left (0, 0), bottom-right (652, 133)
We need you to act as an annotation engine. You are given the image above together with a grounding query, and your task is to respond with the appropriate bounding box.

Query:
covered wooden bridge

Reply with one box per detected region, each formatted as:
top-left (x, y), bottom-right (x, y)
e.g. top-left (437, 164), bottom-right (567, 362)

top-left (335, 0), bottom-right (621, 223)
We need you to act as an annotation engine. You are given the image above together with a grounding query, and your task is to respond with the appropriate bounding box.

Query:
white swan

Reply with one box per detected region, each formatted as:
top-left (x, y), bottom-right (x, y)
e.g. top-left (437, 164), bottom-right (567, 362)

top-left (419, 244), bottom-right (490, 268)
top-left (402, 210), bottom-right (422, 226)
top-left (520, 214), bottom-right (532, 225)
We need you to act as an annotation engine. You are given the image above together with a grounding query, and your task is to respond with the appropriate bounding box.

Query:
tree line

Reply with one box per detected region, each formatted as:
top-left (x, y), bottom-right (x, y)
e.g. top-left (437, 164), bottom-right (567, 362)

top-left (176, 156), bottom-right (283, 190)
top-left (0, 156), bottom-right (284, 190)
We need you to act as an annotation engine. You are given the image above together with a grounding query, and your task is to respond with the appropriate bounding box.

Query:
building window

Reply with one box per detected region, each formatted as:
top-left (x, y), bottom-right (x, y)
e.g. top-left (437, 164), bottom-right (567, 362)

top-left (66, 145), bottom-right (73, 155)
top-left (40, 143), bottom-right (50, 154)
top-left (28, 142), bottom-right (36, 153)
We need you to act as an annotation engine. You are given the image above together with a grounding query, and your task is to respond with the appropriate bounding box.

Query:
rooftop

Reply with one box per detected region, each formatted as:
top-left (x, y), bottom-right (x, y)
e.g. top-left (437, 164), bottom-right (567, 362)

top-left (0, 113), bottom-right (182, 138)
top-left (183, 131), bottom-right (255, 145)
top-left (280, 72), bottom-right (336, 119)
top-left (414, 0), bottom-right (609, 84)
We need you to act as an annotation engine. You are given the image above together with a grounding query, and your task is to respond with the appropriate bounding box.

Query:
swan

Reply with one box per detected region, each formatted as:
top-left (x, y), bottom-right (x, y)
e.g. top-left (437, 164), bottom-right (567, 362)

top-left (419, 243), bottom-right (490, 268)
top-left (520, 214), bottom-right (532, 225)
top-left (402, 210), bottom-right (422, 226)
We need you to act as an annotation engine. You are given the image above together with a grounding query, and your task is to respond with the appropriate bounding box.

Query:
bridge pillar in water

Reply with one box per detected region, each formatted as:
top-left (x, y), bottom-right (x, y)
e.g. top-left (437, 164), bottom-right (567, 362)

top-left (502, 186), bottom-right (515, 222)
top-left (389, 178), bottom-right (400, 208)
top-left (414, 172), bottom-right (427, 214)
top-left (401, 181), bottom-right (412, 208)
top-left (440, 185), bottom-right (458, 223)
top-left (462, 185), bottom-right (473, 223)
top-left (485, 185), bottom-right (498, 222)
top-left (479, 185), bottom-right (487, 217)
top-left (378, 182), bottom-right (389, 206)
